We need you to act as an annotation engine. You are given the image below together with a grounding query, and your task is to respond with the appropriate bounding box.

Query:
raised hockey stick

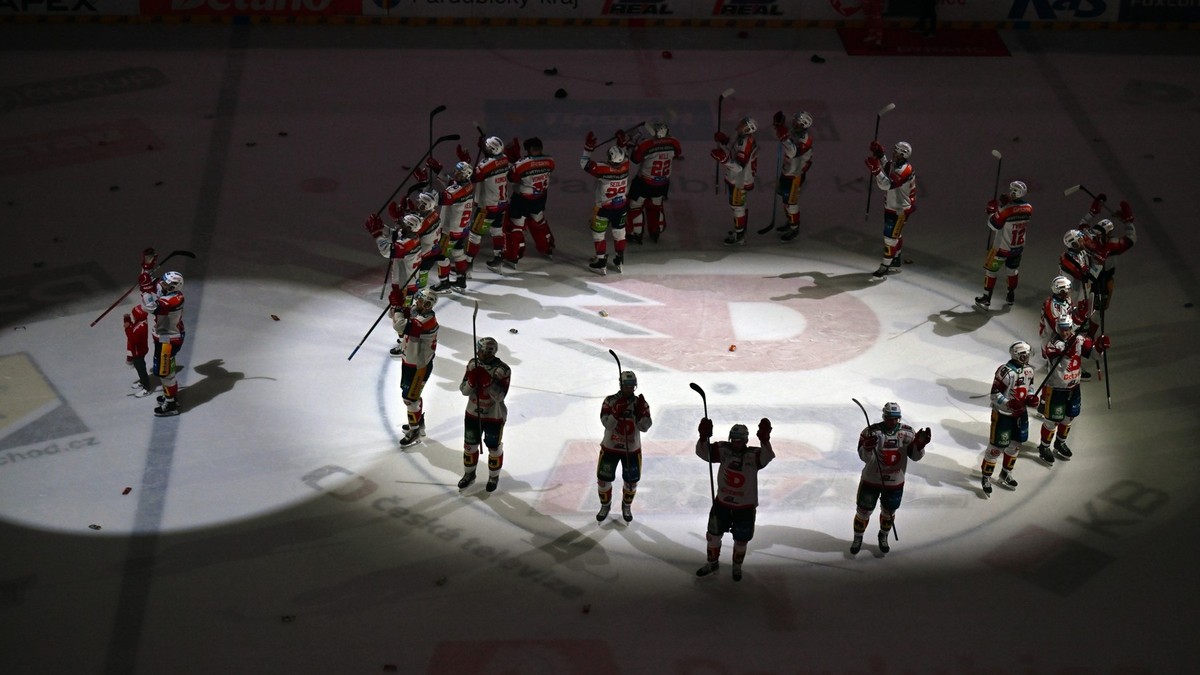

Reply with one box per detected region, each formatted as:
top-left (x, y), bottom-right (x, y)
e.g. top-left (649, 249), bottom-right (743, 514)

top-left (714, 88), bottom-right (735, 194)
top-left (689, 382), bottom-right (715, 503)
top-left (473, 121), bottom-right (486, 164)
top-left (987, 149), bottom-right (1003, 250)
top-left (854, 396), bottom-right (902, 538)
top-left (376, 133), bottom-right (461, 217)
top-left (863, 103), bottom-right (896, 222)
top-left (599, 121), bottom-right (646, 147)
top-left (756, 143), bottom-right (785, 235)
top-left (350, 263), bottom-right (422, 361)
top-left (428, 105), bottom-right (446, 159)
top-left (89, 249), bottom-right (197, 327)
top-left (379, 182), bottom-right (438, 299)
top-left (1100, 308), bottom-right (1111, 409)
top-left (1063, 184), bottom-right (1118, 216)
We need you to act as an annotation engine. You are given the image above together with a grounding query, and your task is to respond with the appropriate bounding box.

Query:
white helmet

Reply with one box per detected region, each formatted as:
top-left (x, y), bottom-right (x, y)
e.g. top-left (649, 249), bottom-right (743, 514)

top-left (402, 213), bottom-right (422, 233)
top-left (1093, 218), bottom-right (1114, 239)
top-left (647, 121), bottom-right (669, 139)
top-left (882, 401), bottom-right (902, 419)
top-left (1063, 229), bottom-right (1085, 249)
top-left (793, 111), bottom-right (814, 131)
top-left (160, 271), bottom-right (184, 293)
top-left (1052, 275), bottom-right (1071, 296)
top-left (1008, 180), bottom-right (1028, 199)
top-left (453, 161), bottom-right (473, 182)
top-left (1009, 341), bottom-right (1031, 365)
top-left (476, 336), bottom-right (498, 359)
top-left (894, 142), bottom-right (912, 159)
top-left (416, 191), bottom-right (438, 214)
top-left (1056, 314), bottom-right (1075, 332)
top-left (607, 145), bottom-right (626, 165)
top-left (619, 370), bottom-right (637, 391)
top-left (737, 116), bottom-right (757, 135)
top-left (413, 288), bottom-right (437, 312)
top-left (483, 136), bottom-right (504, 157)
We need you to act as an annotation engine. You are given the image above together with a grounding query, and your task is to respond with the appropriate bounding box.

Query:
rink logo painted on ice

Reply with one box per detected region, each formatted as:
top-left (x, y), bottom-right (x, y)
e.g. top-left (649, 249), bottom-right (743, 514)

top-left (0, 118), bottom-right (164, 175)
top-left (428, 640), bottom-right (617, 674)
top-left (0, 353), bottom-right (95, 464)
top-left (586, 274), bottom-right (879, 373)
top-left (0, 68), bottom-right (167, 116)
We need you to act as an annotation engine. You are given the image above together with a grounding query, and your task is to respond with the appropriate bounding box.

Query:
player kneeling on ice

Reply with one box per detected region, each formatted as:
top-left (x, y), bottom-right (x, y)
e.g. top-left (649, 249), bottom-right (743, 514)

top-left (695, 418), bottom-right (775, 582)
top-left (850, 402), bottom-right (930, 555)
top-left (459, 337), bottom-right (511, 492)
top-left (982, 342), bottom-right (1038, 496)
top-left (596, 371), bottom-right (653, 523)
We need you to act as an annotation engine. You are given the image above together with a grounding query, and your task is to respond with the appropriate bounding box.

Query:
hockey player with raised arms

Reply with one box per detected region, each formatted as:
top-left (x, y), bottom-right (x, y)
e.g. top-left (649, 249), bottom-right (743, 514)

top-left (865, 141), bottom-right (917, 280)
top-left (625, 121), bottom-right (682, 244)
top-left (770, 110), bottom-right (814, 243)
top-left (850, 402), bottom-right (929, 555)
top-left (975, 180), bottom-right (1033, 309)
top-left (581, 130), bottom-right (631, 275)
top-left (138, 249), bottom-right (186, 417)
top-left (710, 116), bottom-right (758, 246)
top-left (1037, 315), bottom-right (1109, 464)
top-left (695, 417), bottom-right (775, 582)
top-left (389, 286), bottom-right (438, 449)
top-left (428, 160), bottom-right (475, 293)
top-left (458, 336), bottom-right (511, 492)
top-left (982, 342), bottom-right (1038, 496)
top-left (457, 137), bottom-right (509, 274)
top-left (1078, 194), bottom-right (1136, 313)
top-left (505, 136), bottom-right (557, 265)
top-left (595, 370), bottom-right (652, 523)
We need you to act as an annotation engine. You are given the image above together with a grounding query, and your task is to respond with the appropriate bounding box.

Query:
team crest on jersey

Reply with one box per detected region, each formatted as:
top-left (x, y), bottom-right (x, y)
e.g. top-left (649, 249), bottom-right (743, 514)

top-left (712, 0), bottom-right (784, 16)
top-left (602, 0), bottom-right (674, 13)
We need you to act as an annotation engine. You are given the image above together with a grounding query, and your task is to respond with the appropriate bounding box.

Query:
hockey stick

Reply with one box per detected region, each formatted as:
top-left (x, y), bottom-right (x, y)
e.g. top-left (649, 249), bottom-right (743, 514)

top-left (713, 88), bottom-right (735, 194)
top-left (1101, 308), bottom-right (1111, 409)
top-left (1063, 184), bottom-right (1118, 216)
top-left (851, 397), bottom-right (898, 542)
top-left (472, 121), bottom-right (486, 165)
top-left (863, 103), bottom-right (895, 222)
top-left (379, 182), bottom-right (438, 299)
top-left (471, 300), bottom-right (484, 444)
top-left (756, 143), bottom-right (784, 235)
top-left (90, 249), bottom-right (197, 327)
top-left (987, 149), bottom-right (1003, 250)
top-left (428, 105), bottom-right (446, 159)
top-left (689, 382), bottom-right (715, 503)
top-left (376, 133), bottom-right (461, 217)
top-left (599, 121), bottom-right (646, 147)
top-left (608, 348), bottom-right (632, 452)
top-left (350, 262), bottom-right (423, 361)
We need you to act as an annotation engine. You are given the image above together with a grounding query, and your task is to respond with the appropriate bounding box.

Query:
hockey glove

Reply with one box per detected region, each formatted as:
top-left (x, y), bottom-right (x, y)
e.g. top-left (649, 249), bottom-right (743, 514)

top-left (388, 284), bottom-right (404, 308)
top-left (757, 418), bottom-right (772, 443)
top-left (467, 366), bottom-right (492, 391)
top-left (387, 201), bottom-right (404, 223)
top-left (427, 156), bottom-right (443, 174)
top-left (1006, 396), bottom-right (1026, 413)
top-left (584, 131), bottom-right (598, 152)
top-left (614, 129), bottom-right (628, 148)
top-left (505, 137), bottom-right (521, 163)
top-left (861, 433), bottom-right (878, 453)
top-left (698, 417), bottom-right (713, 439)
top-left (1118, 200), bottom-right (1135, 224)
top-left (986, 199), bottom-right (999, 215)
top-left (365, 213), bottom-right (385, 239)
top-left (1095, 334), bottom-right (1111, 353)
top-left (710, 147), bottom-right (729, 164)
top-left (414, 167), bottom-right (429, 184)
top-left (774, 124), bottom-right (789, 142)
top-left (141, 247), bottom-right (157, 271)
top-left (865, 157), bottom-right (882, 176)
top-left (1089, 193), bottom-right (1107, 216)
top-left (455, 144), bottom-right (471, 163)
top-left (913, 427), bottom-right (932, 450)
top-left (869, 140), bottom-right (885, 159)
top-left (138, 271), bottom-right (156, 294)
top-left (635, 394), bottom-right (650, 418)
top-left (1025, 394), bottom-right (1040, 408)
top-left (713, 131), bottom-right (730, 145)
top-left (772, 110), bottom-right (786, 127)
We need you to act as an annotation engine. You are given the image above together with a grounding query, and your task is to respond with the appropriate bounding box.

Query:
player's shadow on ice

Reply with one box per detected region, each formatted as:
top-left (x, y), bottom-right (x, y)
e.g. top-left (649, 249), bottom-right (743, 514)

top-left (769, 270), bottom-right (878, 301)
top-left (178, 359), bottom-right (274, 411)
top-left (927, 304), bottom-right (1001, 337)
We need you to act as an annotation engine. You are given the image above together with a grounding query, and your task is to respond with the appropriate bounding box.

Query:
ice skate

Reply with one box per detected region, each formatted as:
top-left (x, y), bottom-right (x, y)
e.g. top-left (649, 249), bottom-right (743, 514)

top-left (389, 340), bottom-right (404, 357)
top-left (628, 231), bottom-right (643, 245)
top-left (878, 531), bottom-right (891, 554)
top-left (1038, 443), bottom-right (1055, 465)
top-left (780, 225), bottom-right (800, 242)
top-left (399, 425), bottom-right (422, 449)
top-left (457, 471), bottom-right (476, 490)
top-left (451, 276), bottom-right (467, 292)
top-left (1005, 289), bottom-right (1016, 305)
top-left (595, 502), bottom-right (610, 522)
top-left (974, 294), bottom-right (992, 310)
top-left (485, 255), bottom-right (503, 273)
top-left (621, 502), bottom-right (632, 523)
top-left (887, 258), bottom-right (903, 273)
top-left (153, 399), bottom-right (179, 417)
top-left (648, 231), bottom-right (660, 244)
top-left (131, 386), bottom-right (153, 399)
top-left (485, 475), bottom-right (499, 492)
top-left (998, 469), bottom-right (1018, 489)
top-left (1054, 439), bottom-right (1073, 460)
top-left (731, 563), bottom-right (743, 582)
top-left (870, 265), bottom-right (889, 281)
top-left (981, 475), bottom-right (992, 496)
top-left (722, 229), bottom-right (745, 246)
top-left (431, 278), bottom-right (452, 293)
top-left (611, 254), bottom-right (624, 274)
top-left (695, 560), bottom-right (719, 577)
top-left (850, 534), bottom-right (863, 555)
top-left (588, 256), bottom-right (607, 275)
top-left (502, 258), bottom-right (518, 271)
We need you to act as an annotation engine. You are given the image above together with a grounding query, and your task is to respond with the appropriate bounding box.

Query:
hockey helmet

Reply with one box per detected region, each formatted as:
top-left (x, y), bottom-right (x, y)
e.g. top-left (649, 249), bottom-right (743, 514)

top-left (619, 370), bottom-right (637, 391)
top-left (476, 336), bottom-right (498, 360)
top-left (160, 271), bottom-right (184, 294)
top-left (607, 145), bottom-right (626, 165)
top-left (483, 136), bottom-right (504, 157)
top-left (1056, 314), bottom-right (1075, 333)
top-left (737, 116), bottom-right (758, 136)
top-left (413, 288), bottom-right (437, 312)
top-left (402, 213), bottom-right (422, 233)
top-left (1008, 180), bottom-right (1028, 200)
top-left (647, 121), bottom-right (669, 139)
top-left (728, 424), bottom-right (750, 443)
top-left (416, 191), bottom-right (438, 214)
top-left (1063, 229), bottom-right (1085, 250)
top-left (1052, 275), bottom-right (1071, 296)
top-left (893, 142), bottom-right (912, 159)
top-left (453, 161), bottom-right (474, 183)
top-left (1009, 341), bottom-right (1031, 365)
top-left (882, 402), bottom-right (902, 419)
top-left (1093, 218), bottom-right (1114, 239)
top-left (523, 136), bottom-right (543, 155)
top-left (792, 111), bottom-right (814, 131)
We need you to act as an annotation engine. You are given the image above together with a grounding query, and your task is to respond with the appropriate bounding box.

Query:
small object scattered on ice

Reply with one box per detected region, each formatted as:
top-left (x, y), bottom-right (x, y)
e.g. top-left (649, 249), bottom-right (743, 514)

top-left (811, 55), bottom-right (825, 63)
top-left (508, 328), bottom-right (518, 334)
top-left (737, 31), bottom-right (748, 39)
top-left (89, 524), bottom-right (101, 530)
top-left (435, 577), bottom-right (447, 586)
top-left (109, 186), bottom-right (119, 191)
top-left (245, 141), bottom-right (256, 147)
top-left (661, 50), bottom-right (672, 59)
top-left (605, 81), bottom-right (614, 86)
top-left (271, 315), bottom-right (280, 321)
top-left (598, 310), bottom-right (608, 317)
top-left (544, 67), bottom-right (558, 75)
top-left (729, 344), bottom-right (737, 352)
top-left (554, 88), bottom-right (568, 99)
top-left (122, 487), bottom-right (132, 495)
top-left (278, 131), bottom-right (288, 137)
top-left (581, 604), bottom-right (591, 614)
top-left (281, 615), bottom-right (295, 623)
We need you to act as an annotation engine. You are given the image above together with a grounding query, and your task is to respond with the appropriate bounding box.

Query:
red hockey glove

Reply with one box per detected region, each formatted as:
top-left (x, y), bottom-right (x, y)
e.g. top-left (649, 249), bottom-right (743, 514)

top-left (365, 213), bottom-right (385, 239)
top-left (1118, 200), bottom-right (1134, 224)
top-left (1025, 394), bottom-right (1040, 408)
top-left (614, 129), bottom-right (628, 148)
top-left (635, 394), bottom-right (649, 418)
top-left (505, 137), bottom-right (521, 163)
top-left (1096, 334), bottom-right (1111, 353)
top-left (774, 124), bottom-right (789, 141)
top-left (1089, 193), bottom-right (1107, 216)
top-left (713, 131), bottom-right (730, 145)
top-left (986, 199), bottom-right (999, 215)
top-left (387, 201), bottom-right (404, 222)
top-left (710, 147), bottom-right (729, 164)
top-left (757, 418), bottom-right (772, 443)
top-left (123, 312), bottom-right (133, 328)
top-left (455, 144), bottom-right (471, 163)
top-left (869, 140), bottom-right (885, 159)
top-left (467, 366), bottom-right (492, 390)
top-left (138, 271), bottom-right (156, 294)
top-left (698, 417), bottom-right (713, 439)
top-left (141, 247), bottom-right (157, 271)
top-left (413, 167), bottom-right (429, 184)
top-left (1006, 396), bottom-right (1025, 413)
top-left (584, 131), bottom-right (598, 152)
top-left (403, 196), bottom-right (417, 213)
top-left (865, 157), bottom-right (882, 175)
top-left (427, 156), bottom-right (443, 174)
top-left (388, 284), bottom-right (404, 308)
top-left (913, 427), bottom-right (932, 450)
top-left (772, 110), bottom-right (786, 127)
top-left (861, 433), bottom-right (878, 452)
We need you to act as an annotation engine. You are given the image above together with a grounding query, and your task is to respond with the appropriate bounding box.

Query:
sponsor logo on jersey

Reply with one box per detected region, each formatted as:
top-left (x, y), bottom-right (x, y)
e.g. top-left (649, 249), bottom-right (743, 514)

top-left (713, 0), bottom-right (784, 16)
top-left (602, 0), bottom-right (674, 14)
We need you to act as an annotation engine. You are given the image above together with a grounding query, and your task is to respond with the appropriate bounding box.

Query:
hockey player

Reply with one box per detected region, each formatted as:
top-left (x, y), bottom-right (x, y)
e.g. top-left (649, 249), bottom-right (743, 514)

top-left (625, 121), bottom-right (682, 244)
top-left (770, 110), bottom-right (814, 242)
top-left (505, 137), bottom-right (557, 266)
top-left (138, 249), bottom-right (186, 417)
top-left (457, 137), bottom-right (509, 274)
top-left (124, 303), bottom-right (152, 398)
top-left (711, 116), bottom-right (759, 246)
top-left (389, 286), bottom-right (438, 448)
top-left (458, 336), bottom-right (511, 492)
top-left (982, 342), bottom-right (1038, 496)
top-left (1079, 195), bottom-right (1136, 313)
top-left (1037, 315), bottom-right (1109, 464)
top-left (865, 141), bottom-right (917, 280)
top-left (1059, 228), bottom-right (1095, 308)
top-left (409, 189), bottom-right (442, 290)
top-left (596, 370), bottom-right (653, 523)
top-left (581, 130), bottom-right (631, 275)
top-left (1039, 275), bottom-right (1088, 360)
top-left (429, 160), bottom-right (475, 292)
top-left (975, 180), bottom-right (1033, 309)
top-left (367, 211), bottom-right (423, 356)
top-left (695, 417), bottom-right (775, 582)
top-left (850, 402), bottom-right (930, 555)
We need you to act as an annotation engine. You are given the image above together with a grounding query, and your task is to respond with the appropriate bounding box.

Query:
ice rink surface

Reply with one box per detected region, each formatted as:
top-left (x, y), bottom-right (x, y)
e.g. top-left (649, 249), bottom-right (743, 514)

top-left (3, 22), bottom-right (1200, 674)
